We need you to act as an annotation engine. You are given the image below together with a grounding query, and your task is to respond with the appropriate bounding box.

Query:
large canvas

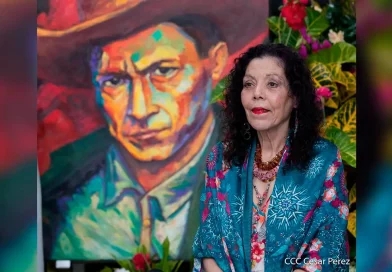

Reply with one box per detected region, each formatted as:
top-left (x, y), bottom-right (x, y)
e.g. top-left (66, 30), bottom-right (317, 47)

top-left (37, 0), bottom-right (269, 260)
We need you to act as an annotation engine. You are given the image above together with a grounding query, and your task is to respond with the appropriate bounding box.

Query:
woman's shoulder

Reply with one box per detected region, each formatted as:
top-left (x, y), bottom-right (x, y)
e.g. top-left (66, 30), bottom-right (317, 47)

top-left (206, 141), bottom-right (232, 172)
top-left (312, 136), bottom-right (340, 161)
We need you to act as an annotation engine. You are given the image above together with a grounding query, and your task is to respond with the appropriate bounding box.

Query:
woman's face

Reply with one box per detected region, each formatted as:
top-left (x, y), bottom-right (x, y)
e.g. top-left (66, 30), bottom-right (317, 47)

top-left (241, 56), bottom-right (295, 132)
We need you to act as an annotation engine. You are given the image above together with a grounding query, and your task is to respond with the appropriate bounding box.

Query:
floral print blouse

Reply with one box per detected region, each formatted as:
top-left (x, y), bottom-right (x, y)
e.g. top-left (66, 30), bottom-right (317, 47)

top-left (251, 197), bottom-right (270, 272)
top-left (192, 137), bottom-right (349, 272)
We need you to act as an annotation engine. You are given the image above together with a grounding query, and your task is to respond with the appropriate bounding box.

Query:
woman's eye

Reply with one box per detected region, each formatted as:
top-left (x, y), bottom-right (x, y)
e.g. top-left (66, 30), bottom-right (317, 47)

top-left (153, 67), bottom-right (178, 77)
top-left (103, 77), bottom-right (125, 87)
top-left (244, 82), bottom-right (252, 88)
top-left (268, 82), bottom-right (278, 88)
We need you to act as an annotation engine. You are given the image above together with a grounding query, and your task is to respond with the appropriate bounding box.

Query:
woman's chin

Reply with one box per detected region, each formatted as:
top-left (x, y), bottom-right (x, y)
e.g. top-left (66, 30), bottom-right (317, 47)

top-left (249, 122), bottom-right (272, 132)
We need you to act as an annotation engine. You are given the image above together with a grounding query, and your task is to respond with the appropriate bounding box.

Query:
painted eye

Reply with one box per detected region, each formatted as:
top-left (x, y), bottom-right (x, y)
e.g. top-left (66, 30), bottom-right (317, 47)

top-left (153, 67), bottom-right (178, 77)
top-left (103, 77), bottom-right (125, 87)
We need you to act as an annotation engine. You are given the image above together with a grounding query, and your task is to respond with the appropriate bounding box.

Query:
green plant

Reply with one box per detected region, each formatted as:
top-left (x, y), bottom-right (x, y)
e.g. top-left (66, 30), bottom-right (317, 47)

top-left (101, 238), bottom-right (183, 272)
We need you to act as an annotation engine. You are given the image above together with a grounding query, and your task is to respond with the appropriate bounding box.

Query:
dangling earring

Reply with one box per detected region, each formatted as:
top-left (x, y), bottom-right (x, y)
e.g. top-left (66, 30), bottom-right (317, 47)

top-left (243, 122), bottom-right (251, 140)
top-left (294, 110), bottom-right (299, 137)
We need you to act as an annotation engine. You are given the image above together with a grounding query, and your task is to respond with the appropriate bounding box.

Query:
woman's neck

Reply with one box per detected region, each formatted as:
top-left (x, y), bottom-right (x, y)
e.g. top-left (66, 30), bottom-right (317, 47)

top-left (257, 124), bottom-right (289, 162)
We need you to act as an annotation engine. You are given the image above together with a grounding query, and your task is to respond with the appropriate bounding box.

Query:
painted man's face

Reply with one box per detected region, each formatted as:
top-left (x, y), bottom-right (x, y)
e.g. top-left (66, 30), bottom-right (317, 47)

top-left (92, 23), bottom-right (227, 161)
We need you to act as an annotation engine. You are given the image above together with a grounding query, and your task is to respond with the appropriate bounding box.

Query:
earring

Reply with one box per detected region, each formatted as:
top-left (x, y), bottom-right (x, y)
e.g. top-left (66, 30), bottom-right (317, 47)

top-left (243, 122), bottom-right (251, 140)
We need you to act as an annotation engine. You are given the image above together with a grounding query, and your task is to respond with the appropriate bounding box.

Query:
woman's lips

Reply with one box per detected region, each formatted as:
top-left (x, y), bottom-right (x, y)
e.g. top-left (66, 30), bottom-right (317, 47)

top-left (251, 107), bottom-right (269, 114)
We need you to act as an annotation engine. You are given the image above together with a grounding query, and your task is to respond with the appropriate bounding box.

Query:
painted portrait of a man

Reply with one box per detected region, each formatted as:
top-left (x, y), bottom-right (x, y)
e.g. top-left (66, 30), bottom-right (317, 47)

top-left (37, 0), bottom-right (269, 260)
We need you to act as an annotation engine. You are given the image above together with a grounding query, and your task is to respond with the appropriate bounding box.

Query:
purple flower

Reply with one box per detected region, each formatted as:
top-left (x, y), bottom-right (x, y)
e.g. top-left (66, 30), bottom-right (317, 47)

top-left (299, 27), bottom-right (313, 44)
top-left (298, 44), bottom-right (308, 58)
top-left (320, 40), bottom-right (332, 49)
top-left (311, 41), bottom-right (320, 52)
top-left (299, 27), bottom-right (307, 38)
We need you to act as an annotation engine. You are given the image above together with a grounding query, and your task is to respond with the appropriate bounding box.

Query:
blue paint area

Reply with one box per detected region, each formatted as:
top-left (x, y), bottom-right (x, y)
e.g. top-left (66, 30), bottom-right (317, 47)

top-left (202, 79), bottom-right (213, 113)
top-left (146, 76), bottom-right (172, 128)
top-left (176, 64), bottom-right (194, 93)
top-left (131, 52), bottom-right (141, 63)
top-left (95, 89), bottom-right (104, 108)
top-left (152, 30), bottom-right (163, 41)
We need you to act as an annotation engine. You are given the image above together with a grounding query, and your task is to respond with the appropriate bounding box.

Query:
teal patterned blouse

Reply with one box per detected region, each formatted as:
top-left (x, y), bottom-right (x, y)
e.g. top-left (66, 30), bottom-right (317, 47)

top-left (192, 137), bottom-right (349, 272)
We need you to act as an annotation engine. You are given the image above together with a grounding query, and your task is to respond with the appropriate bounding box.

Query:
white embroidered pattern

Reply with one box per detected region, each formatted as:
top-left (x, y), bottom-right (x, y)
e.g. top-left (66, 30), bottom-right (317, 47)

top-left (269, 184), bottom-right (310, 230)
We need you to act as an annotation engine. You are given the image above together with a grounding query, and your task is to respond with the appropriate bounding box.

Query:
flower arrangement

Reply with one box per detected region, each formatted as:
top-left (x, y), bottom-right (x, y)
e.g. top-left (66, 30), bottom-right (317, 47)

top-left (101, 238), bottom-right (184, 272)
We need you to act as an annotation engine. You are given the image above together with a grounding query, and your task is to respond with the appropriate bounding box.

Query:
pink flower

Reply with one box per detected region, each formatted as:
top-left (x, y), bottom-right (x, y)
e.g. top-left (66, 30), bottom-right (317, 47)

top-left (324, 180), bottom-right (334, 188)
top-left (316, 87), bottom-right (333, 99)
top-left (206, 178), bottom-right (217, 188)
top-left (323, 187), bottom-right (337, 202)
top-left (217, 192), bottom-right (226, 201)
top-left (298, 44), bottom-right (308, 58)
top-left (299, 0), bottom-right (309, 4)
top-left (331, 199), bottom-right (341, 208)
top-left (217, 170), bottom-right (225, 180)
top-left (339, 204), bottom-right (349, 219)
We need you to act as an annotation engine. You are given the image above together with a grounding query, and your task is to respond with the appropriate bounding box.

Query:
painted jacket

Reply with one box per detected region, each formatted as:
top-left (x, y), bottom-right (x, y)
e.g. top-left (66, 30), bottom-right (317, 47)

top-left (193, 137), bottom-right (350, 272)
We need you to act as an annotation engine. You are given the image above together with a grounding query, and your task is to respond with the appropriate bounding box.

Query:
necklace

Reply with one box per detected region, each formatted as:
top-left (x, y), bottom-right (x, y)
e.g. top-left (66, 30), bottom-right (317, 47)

top-left (253, 142), bottom-right (285, 183)
top-left (253, 163), bottom-right (279, 183)
top-left (254, 142), bottom-right (285, 171)
top-left (253, 182), bottom-right (271, 208)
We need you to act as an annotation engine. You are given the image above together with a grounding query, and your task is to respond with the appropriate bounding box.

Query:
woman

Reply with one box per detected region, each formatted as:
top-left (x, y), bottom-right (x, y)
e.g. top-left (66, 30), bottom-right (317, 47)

top-left (192, 44), bottom-right (349, 272)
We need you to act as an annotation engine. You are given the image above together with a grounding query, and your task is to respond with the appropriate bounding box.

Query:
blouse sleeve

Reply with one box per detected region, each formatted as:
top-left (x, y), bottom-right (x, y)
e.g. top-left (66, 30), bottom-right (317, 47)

top-left (192, 144), bottom-right (231, 272)
top-left (294, 149), bottom-right (350, 272)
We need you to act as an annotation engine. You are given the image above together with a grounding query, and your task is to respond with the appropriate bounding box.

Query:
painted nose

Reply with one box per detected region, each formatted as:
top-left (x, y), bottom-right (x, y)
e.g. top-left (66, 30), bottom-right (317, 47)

top-left (127, 78), bottom-right (159, 127)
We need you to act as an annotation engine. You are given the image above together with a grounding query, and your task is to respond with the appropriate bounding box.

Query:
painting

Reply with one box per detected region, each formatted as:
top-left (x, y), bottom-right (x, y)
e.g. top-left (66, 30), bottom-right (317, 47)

top-left (37, 0), bottom-right (269, 260)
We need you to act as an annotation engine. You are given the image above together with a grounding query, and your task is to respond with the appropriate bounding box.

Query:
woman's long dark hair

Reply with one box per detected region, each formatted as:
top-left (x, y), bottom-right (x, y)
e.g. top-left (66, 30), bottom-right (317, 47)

top-left (223, 43), bottom-right (323, 172)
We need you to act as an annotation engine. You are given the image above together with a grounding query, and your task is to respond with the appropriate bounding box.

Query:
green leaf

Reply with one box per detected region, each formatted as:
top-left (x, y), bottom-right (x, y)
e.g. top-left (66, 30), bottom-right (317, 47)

top-left (161, 238), bottom-right (170, 272)
top-left (173, 260), bottom-right (184, 272)
top-left (326, 64), bottom-right (356, 102)
top-left (267, 16), bottom-right (302, 48)
top-left (305, 7), bottom-right (330, 37)
top-left (139, 245), bottom-right (148, 255)
top-left (348, 210), bottom-right (356, 237)
top-left (340, 71), bottom-right (356, 102)
top-left (309, 62), bottom-right (339, 109)
top-left (210, 77), bottom-right (226, 103)
top-left (324, 126), bottom-right (356, 168)
top-left (326, 63), bottom-right (348, 87)
top-left (100, 267), bottom-right (113, 272)
top-left (325, 98), bottom-right (356, 143)
top-left (307, 42), bottom-right (356, 65)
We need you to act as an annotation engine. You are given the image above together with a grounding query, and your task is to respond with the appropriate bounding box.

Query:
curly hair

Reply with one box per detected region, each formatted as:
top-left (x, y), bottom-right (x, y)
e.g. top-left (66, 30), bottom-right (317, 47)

top-left (223, 43), bottom-right (323, 172)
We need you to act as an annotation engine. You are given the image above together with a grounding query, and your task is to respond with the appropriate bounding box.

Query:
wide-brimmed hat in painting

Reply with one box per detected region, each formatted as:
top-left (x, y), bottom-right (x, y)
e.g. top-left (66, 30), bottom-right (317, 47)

top-left (37, 0), bottom-right (269, 87)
